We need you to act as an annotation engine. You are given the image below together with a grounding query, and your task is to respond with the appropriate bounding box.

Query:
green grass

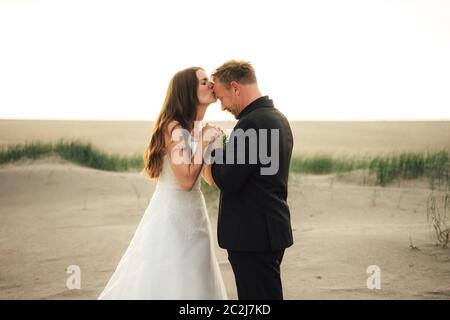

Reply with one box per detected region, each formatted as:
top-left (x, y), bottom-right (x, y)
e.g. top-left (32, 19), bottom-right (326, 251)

top-left (1, 141), bottom-right (449, 189)
top-left (367, 151), bottom-right (449, 188)
top-left (290, 154), bottom-right (368, 175)
top-left (0, 140), bottom-right (143, 172)
top-left (291, 151), bottom-right (450, 189)
top-left (427, 192), bottom-right (449, 247)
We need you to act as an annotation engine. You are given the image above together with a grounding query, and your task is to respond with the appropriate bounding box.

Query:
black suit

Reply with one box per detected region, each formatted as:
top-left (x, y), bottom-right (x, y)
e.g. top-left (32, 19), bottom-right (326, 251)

top-left (211, 96), bottom-right (294, 300)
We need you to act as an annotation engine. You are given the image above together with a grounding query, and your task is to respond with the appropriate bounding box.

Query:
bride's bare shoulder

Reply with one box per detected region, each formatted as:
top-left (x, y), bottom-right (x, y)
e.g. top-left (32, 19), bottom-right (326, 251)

top-left (164, 120), bottom-right (183, 142)
top-left (166, 120), bottom-right (182, 135)
top-left (164, 120), bottom-right (188, 152)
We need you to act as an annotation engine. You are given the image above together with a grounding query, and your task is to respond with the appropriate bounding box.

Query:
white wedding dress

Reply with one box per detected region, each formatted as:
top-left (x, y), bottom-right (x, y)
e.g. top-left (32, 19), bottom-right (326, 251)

top-left (98, 147), bottom-right (227, 299)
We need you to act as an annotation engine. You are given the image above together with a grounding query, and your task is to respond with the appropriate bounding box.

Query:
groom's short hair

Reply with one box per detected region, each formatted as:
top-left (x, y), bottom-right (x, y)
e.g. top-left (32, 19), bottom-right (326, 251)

top-left (212, 60), bottom-right (257, 88)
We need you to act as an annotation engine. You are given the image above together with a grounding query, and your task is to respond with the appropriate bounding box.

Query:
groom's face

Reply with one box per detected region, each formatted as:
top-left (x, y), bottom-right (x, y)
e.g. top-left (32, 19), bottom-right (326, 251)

top-left (213, 80), bottom-right (239, 118)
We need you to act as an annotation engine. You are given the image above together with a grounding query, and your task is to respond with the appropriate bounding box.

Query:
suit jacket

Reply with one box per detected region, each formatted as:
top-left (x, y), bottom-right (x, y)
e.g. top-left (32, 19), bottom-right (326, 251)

top-left (211, 95), bottom-right (294, 252)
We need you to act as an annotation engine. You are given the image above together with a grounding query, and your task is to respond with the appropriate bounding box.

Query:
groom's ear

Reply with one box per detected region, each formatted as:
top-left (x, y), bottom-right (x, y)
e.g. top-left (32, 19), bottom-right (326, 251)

top-left (230, 81), bottom-right (240, 96)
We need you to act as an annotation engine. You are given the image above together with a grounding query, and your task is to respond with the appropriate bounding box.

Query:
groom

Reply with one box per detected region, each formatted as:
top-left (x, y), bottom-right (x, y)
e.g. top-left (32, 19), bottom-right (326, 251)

top-left (206, 60), bottom-right (294, 300)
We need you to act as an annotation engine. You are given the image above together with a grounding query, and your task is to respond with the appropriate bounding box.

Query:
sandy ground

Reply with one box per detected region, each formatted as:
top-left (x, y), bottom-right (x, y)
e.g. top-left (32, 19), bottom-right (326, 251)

top-left (0, 120), bottom-right (449, 299)
top-left (2, 120), bottom-right (450, 156)
top-left (0, 158), bottom-right (449, 300)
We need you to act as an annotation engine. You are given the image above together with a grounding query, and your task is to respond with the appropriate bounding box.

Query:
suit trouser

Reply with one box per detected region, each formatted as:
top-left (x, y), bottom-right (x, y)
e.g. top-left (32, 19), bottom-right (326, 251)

top-left (227, 249), bottom-right (285, 300)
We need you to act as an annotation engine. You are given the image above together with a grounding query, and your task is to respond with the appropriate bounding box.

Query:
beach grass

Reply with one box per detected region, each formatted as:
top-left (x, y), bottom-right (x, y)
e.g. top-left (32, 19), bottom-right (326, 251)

top-left (289, 154), bottom-right (368, 175)
top-left (0, 140), bottom-right (143, 172)
top-left (291, 151), bottom-right (449, 189)
top-left (1, 140), bottom-right (449, 189)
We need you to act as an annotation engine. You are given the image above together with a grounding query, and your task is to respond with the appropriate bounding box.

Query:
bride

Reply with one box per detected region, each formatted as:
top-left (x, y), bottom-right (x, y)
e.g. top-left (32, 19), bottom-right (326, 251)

top-left (98, 67), bottom-right (227, 299)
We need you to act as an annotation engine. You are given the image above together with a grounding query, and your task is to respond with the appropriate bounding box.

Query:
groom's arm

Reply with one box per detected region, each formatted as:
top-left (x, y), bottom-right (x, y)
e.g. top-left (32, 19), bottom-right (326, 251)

top-left (210, 120), bottom-right (257, 193)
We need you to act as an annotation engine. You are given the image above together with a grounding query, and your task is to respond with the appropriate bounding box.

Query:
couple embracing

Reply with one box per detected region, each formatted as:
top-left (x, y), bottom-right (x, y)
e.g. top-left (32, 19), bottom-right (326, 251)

top-left (98, 60), bottom-right (294, 300)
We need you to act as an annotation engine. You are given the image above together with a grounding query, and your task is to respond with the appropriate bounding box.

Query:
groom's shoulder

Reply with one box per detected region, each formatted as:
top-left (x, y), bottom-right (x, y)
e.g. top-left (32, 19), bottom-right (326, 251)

top-left (234, 116), bottom-right (256, 130)
top-left (237, 107), bottom-right (289, 130)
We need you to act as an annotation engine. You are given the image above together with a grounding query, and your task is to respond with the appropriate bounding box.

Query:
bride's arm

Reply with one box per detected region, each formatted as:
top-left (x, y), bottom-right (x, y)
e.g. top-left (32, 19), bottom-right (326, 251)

top-left (165, 121), bottom-right (217, 191)
top-left (201, 126), bottom-right (225, 186)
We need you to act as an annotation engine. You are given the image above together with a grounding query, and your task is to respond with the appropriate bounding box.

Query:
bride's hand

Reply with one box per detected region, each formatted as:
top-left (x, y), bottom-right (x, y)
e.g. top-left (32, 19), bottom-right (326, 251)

top-left (202, 124), bottom-right (225, 145)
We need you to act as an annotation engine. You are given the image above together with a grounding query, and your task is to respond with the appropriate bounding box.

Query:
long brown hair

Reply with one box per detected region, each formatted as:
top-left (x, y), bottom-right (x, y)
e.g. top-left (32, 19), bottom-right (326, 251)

top-left (143, 67), bottom-right (202, 179)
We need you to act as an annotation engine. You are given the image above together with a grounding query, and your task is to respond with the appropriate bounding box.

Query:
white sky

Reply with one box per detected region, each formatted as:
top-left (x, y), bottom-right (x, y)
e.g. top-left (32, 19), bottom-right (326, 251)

top-left (0, 0), bottom-right (449, 121)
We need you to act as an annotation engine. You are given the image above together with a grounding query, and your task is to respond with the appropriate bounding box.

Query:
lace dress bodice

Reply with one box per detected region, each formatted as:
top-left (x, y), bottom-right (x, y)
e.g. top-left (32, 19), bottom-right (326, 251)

top-left (156, 155), bottom-right (201, 191)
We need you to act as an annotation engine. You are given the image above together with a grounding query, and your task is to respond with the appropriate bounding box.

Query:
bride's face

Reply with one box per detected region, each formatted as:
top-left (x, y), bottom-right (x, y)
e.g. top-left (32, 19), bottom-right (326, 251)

top-left (196, 69), bottom-right (216, 106)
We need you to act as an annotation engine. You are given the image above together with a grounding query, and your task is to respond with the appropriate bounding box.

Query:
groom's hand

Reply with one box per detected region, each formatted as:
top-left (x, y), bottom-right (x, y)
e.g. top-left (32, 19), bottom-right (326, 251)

top-left (210, 128), bottom-right (226, 150)
top-left (201, 125), bottom-right (224, 166)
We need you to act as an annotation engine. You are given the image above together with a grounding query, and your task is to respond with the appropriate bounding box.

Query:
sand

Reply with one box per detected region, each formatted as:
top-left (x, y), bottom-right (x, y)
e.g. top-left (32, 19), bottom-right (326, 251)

top-left (0, 120), bottom-right (449, 299)
top-left (0, 159), bottom-right (449, 299)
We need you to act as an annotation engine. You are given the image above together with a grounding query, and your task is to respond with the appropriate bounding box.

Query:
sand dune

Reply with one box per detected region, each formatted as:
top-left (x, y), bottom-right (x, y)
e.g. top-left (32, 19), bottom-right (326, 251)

top-left (1, 158), bottom-right (449, 299)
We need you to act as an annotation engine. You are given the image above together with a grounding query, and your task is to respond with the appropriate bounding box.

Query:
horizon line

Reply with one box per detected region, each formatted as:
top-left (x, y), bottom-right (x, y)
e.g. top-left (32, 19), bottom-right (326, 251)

top-left (1, 117), bottom-right (449, 122)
